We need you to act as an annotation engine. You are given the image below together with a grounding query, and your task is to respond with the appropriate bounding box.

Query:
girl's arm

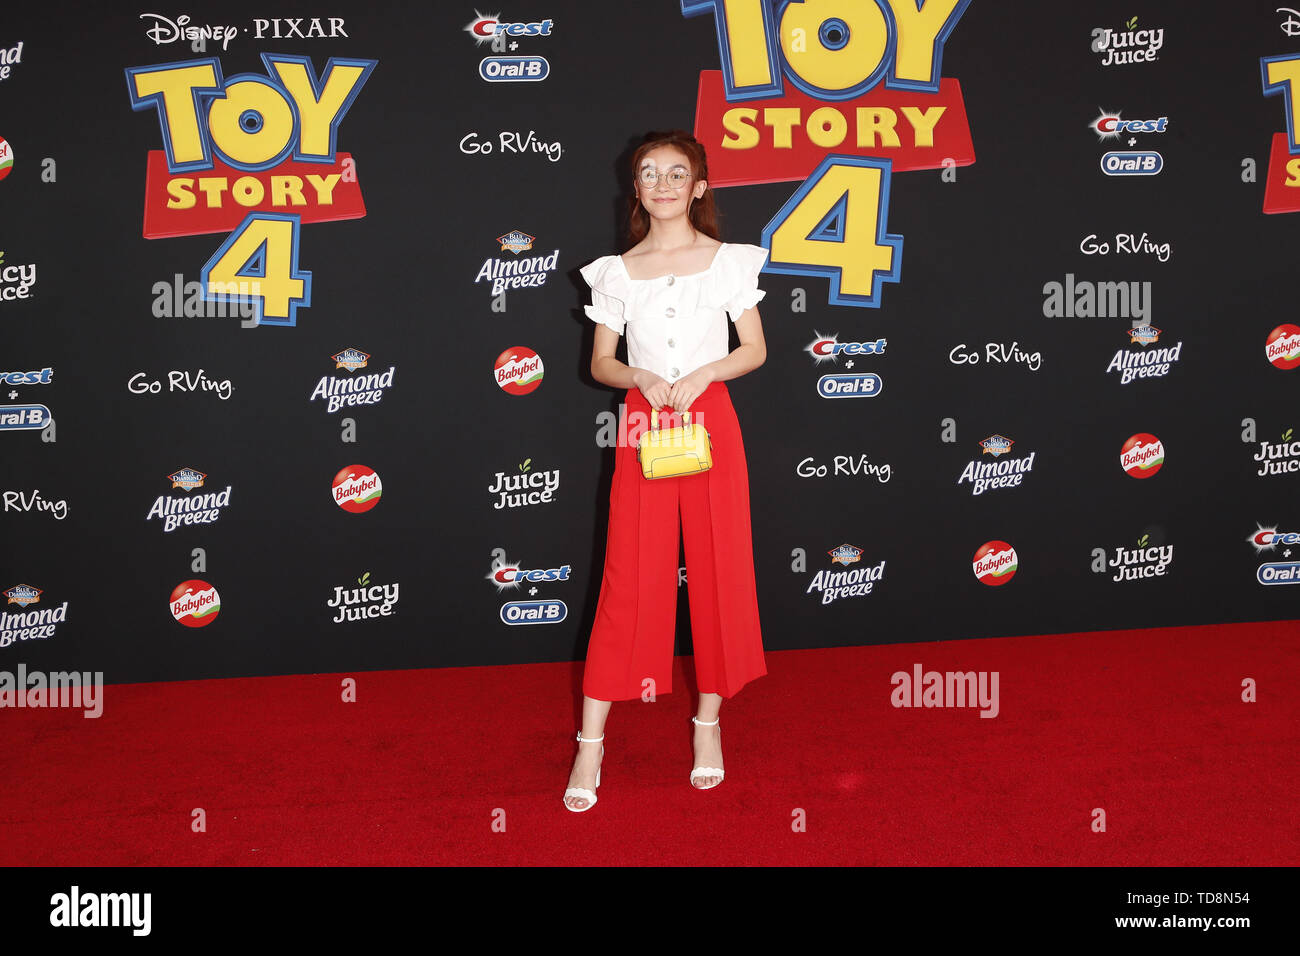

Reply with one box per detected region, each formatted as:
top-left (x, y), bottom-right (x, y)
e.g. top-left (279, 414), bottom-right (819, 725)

top-left (665, 307), bottom-right (766, 410)
top-left (591, 323), bottom-right (672, 407)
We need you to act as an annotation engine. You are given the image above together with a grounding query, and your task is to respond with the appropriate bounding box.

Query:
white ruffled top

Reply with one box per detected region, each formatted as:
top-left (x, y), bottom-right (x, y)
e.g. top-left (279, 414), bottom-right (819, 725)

top-left (580, 242), bottom-right (768, 384)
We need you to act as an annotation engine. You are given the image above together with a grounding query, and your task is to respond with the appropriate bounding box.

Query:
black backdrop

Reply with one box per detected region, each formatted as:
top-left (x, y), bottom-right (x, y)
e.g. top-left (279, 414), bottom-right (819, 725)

top-left (1, 0), bottom-right (1296, 685)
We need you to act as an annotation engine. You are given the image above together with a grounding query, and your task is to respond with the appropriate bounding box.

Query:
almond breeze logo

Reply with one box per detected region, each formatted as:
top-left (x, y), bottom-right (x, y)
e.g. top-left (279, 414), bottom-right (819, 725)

top-left (956, 435), bottom-right (1036, 495)
top-left (309, 349), bottom-right (396, 413)
top-left (146, 468), bottom-right (232, 532)
top-left (1106, 325), bottom-right (1182, 383)
top-left (1, 584), bottom-right (69, 649)
top-left (475, 235), bottom-right (558, 295)
top-left (805, 544), bottom-right (886, 604)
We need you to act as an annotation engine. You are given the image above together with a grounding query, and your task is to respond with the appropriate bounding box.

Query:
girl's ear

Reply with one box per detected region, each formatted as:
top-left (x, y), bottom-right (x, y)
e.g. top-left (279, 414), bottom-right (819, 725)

top-left (694, 179), bottom-right (708, 199)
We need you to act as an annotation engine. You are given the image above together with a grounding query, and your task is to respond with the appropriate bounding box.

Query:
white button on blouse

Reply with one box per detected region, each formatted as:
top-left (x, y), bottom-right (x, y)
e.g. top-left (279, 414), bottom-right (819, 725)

top-left (580, 243), bottom-right (768, 383)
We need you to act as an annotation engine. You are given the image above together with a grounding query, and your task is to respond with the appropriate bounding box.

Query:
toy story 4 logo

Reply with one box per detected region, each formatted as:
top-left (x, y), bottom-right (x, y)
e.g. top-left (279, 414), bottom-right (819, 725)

top-left (683, 0), bottom-right (974, 307)
top-left (125, 54), bottom-right (377, 325)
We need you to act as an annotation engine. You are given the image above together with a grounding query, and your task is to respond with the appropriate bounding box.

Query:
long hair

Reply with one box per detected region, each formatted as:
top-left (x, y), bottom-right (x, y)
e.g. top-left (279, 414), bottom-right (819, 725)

top-left (625, 130), bottom-right (721, 247)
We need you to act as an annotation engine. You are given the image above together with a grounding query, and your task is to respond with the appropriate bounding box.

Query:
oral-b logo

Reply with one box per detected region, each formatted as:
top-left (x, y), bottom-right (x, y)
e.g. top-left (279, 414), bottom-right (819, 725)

top-left (1101, 151), bottom-right (1163, 176)
top-left (0, 405), bottom-right (51, 430)
top-left (479, 56), bottom-right (549, 82)
top-left (1257, 562), bottom-right (1300, 584)
top-left (500, 599), bottom-right (567, 624)
top-left (817, 373), bottom-right (881, 399)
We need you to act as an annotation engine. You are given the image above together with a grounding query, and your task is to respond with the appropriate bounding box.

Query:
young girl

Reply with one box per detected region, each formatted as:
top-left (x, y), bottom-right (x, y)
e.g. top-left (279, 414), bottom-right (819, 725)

top-left (564, 130), bottom-right (768, 812)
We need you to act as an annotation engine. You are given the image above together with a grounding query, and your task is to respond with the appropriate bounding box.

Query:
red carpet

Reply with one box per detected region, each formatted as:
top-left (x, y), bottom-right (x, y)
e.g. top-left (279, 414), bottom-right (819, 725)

top-left (3, 621), bottom-right (1297, 866)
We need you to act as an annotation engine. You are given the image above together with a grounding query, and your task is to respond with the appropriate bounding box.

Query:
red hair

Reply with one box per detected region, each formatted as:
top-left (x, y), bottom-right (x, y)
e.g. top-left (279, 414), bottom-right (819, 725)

top-left (625, 130), bottom-right (721, 246)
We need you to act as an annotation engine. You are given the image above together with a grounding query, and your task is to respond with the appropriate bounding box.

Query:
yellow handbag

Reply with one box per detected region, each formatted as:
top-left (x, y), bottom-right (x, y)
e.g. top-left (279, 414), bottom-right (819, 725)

top-left (637, 409), bottom-right (713, 479)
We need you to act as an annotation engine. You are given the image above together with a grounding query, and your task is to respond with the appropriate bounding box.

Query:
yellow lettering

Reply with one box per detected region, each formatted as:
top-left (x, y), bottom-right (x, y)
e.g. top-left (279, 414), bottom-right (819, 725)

top-left (764, 107), bottom-right (802, 149)
top-left (166, 178), bottom-right (196, 210)
top-left (780, 0), bottom-right (889, 94)
top-left (806, 107), bottom-right (848, 148)
top-left (855, 108), bottom-right (900, 148)
top-left (207, 79), bottom-right (296, 167)
top-left (270, 59), bottom-right (371, 160)
top-left (130, 63), bottom-right (220, 166)
top-left (305, 174), bottom-right (341, 204)
top-left (899, 105), bottom-right (947, 147)
top-left (722, 108), bottom-right (761, 149)
top-left (888, 0), bottom-right (964, 86)
top-left (232, 175), bottom-right (265, 207)
top-left (272, 175), bottom-right (307, 206)
top-left (197, 177), bottom-right (228, 207)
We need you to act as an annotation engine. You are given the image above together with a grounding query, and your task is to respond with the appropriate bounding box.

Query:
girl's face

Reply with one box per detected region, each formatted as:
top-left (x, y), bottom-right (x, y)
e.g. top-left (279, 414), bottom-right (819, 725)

top-left (635, 145), bottom-right (707, 224)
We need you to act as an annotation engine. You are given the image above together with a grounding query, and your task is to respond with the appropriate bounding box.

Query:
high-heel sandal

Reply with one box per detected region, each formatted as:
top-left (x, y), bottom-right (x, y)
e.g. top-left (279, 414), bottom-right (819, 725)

top-left (690, 716), bottom-right (724, 790)
top-left (563, 732), bottom-right (604, 812)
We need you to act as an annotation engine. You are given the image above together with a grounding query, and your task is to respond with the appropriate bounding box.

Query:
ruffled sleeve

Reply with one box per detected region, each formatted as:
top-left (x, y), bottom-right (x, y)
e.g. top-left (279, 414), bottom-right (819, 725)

top-left (579, 255), bottom-right (629, 335)
top-left (713, 243), bottom-right (769, 320)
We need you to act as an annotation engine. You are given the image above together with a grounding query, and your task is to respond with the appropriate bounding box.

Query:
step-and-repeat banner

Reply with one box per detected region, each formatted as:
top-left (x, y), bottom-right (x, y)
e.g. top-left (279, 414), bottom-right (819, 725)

top-left (2, 1), bottom-right (1297, 685)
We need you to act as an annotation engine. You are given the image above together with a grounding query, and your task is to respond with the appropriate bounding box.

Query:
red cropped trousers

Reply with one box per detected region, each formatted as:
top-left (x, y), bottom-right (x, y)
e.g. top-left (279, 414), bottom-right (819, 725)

top-left (583, 381), bottom-right (766, 702)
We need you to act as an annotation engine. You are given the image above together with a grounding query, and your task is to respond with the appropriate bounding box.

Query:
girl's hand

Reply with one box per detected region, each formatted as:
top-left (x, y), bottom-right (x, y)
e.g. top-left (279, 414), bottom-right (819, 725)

top-left (666, 368), bottom-right (713, 413)
top-left (632, 370), bottom-right (672, 410)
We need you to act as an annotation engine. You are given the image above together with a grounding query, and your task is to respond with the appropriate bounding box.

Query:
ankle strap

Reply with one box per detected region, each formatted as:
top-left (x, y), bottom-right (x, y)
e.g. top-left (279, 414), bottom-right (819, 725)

top-left (576, 732), bottom-right (605, 743)
top-left (691, 716), bottom-right (719, 727)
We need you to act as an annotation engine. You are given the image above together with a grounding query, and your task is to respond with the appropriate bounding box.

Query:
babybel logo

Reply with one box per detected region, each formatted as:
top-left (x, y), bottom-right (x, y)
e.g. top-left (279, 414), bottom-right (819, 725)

top-left (0, 136), bottom-right (12, 182)
top-left (495, 346), bottom-right (544, 395)
top-left (332, 464), bottom-right (382, 513)
top-left (1266, 324), bottom-right (1300, 369)
top-left (972, 541), bottom-right (1017, 586)
top-left (169, 579), bottom-right (220, 627)
top-left (1120, 433), bottom-right (1165, 477)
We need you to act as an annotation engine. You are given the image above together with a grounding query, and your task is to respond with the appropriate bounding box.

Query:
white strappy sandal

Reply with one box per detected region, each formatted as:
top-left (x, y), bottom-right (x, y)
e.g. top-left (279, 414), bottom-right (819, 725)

top-left (563, 732), bottom-right (604, 812)
top-left (690, 716), bottom-right (725, 790)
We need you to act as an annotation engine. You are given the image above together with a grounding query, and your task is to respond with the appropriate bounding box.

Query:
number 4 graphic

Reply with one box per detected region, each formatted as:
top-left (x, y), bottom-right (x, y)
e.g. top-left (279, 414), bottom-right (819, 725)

top-left (201, 212), bottom-right (313, 327)
top-left (761, 154), bottom-right (902, 308)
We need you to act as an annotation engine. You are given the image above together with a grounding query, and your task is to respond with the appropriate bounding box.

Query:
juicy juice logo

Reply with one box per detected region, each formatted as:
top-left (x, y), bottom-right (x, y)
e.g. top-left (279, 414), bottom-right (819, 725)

top-left (683, 0), bottom-right (974, 308)
top-left (328, 571), bottom-right (399, 623)
top-left (1099, 533), bottom-right (1173, 582)
top-left (1256, 428), bottom-right (1300, 476)
top-left (125, 54), bottom-right (377, 326)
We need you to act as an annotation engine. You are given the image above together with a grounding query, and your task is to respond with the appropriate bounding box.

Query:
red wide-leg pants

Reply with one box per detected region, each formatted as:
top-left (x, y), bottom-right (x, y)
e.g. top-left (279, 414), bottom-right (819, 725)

top-left (583, 381), bottom-right (766, 701)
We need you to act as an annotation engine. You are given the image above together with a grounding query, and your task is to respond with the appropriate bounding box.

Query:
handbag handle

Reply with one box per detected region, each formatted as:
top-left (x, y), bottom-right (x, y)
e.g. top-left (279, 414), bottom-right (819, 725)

top-left (649, 409), bottom-right (692, 436)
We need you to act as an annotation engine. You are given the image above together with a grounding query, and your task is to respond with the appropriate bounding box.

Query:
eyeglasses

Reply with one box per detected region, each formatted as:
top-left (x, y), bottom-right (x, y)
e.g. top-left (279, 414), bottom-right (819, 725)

top-left (637, 167), bottom-right (691, 189)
